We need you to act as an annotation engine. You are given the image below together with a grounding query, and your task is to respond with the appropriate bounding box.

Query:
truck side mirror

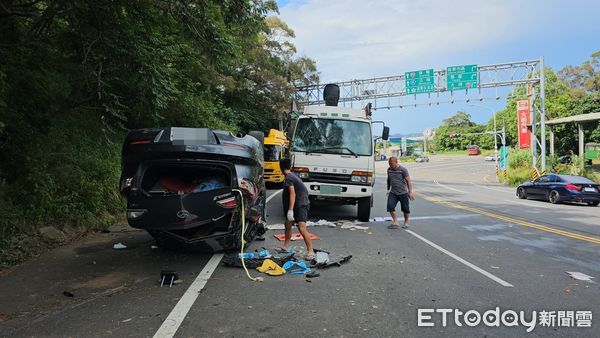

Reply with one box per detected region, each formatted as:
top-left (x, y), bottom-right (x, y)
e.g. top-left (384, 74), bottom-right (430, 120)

top-left (382, 126), bottom-right (390, 141)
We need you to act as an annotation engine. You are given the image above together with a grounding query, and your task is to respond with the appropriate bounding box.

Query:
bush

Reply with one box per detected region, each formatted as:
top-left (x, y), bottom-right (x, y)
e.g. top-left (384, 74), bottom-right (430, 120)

top-left (508, 149), bottom-right (532, 169)
top-left (507, 167), bottom-right (531, 186)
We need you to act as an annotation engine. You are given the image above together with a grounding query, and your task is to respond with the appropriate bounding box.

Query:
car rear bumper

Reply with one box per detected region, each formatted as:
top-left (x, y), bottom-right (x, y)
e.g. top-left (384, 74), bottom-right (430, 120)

top-left (564, 191), bottom-right (600, 202)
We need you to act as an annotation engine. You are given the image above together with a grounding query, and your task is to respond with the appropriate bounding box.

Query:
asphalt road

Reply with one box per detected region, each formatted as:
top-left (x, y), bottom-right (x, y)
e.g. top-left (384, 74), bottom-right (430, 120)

top-left (1, 155), bottom-right (599, 337)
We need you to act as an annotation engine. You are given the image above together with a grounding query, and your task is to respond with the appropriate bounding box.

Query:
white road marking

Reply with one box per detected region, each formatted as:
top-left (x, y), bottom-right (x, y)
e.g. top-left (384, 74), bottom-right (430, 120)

top-left (474, 183), bottom-right (514, 193)
top-left (266, 189), bottom-right (283, 203)
top-left (406, 229), bottom-right (514, 287)
top-left (503, 199), bottom-right (556, 210)
top-left (153, 253), bottom-right (225, 338)
top-left (434, 180), bottom-right (467, 194)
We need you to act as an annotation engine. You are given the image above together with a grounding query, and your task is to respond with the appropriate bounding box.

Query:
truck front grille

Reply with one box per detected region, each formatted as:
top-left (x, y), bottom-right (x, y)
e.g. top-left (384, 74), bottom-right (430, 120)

top-left (308, 172), bottom-right (351, 184)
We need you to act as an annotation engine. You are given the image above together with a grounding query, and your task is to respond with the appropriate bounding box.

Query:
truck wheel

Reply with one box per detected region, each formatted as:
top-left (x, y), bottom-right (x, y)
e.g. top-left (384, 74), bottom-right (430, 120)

top-left (248, 131), bottom-right (264, 145)
top-left (357, 196), bottom-right (372, 222)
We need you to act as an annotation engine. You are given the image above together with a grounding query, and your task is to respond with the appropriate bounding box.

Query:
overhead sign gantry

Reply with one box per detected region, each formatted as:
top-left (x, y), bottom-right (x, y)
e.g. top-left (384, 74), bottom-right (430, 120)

top-left (295, 57), bottom-right (548, 171)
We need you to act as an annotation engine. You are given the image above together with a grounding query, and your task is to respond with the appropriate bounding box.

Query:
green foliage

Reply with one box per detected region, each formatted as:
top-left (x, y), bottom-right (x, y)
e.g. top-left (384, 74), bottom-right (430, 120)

top-left (508, 149), bottom-right (532, 169)
top-left (433, 112), bottom-right (495, 151)
top-left (0, 0), bottom-right (318, 266)
top-left (507, 167), bottom-right (531, 187)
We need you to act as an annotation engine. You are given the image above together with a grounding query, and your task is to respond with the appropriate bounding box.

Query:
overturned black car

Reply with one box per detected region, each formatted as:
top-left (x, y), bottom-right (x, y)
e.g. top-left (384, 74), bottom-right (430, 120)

top-left (119, 127), bottom-right (266, 252)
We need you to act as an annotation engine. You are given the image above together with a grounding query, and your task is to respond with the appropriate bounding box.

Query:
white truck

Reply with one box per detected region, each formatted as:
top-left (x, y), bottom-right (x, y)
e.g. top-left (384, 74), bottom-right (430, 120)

top-left (289, 84), bottom-right (389, 221)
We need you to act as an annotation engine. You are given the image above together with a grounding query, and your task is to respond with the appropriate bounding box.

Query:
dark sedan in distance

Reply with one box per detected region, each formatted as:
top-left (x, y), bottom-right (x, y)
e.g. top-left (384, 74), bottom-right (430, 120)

top-left (516, 174), bottom-right (600, 206)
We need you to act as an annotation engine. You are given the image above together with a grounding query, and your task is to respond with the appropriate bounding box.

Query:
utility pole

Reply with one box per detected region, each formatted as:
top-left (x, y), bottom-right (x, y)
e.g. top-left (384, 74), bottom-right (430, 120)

top-left (469, 104), bottom-right (499, 182)
top-left (502, 118), bottom-right (507, 184)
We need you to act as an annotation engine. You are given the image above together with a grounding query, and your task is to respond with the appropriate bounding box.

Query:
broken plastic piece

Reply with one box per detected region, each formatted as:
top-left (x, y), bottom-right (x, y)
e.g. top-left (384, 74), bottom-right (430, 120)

top-left (306, 270), bottom-right (320, 278)
top-left (314, 251), bottom-right (329, 265)
top-left (160, 270), bottom-right (179, 288)
top-left (282, 261), bottom-right (310, 274)
top-left (319, 255), bottom-right (352, 269)
top-left (566, 271), bottom-right (595, 282)
top-left (340, 223), bottom-right (369, 231)
top-left (113, 242), bottom-right (127, 250)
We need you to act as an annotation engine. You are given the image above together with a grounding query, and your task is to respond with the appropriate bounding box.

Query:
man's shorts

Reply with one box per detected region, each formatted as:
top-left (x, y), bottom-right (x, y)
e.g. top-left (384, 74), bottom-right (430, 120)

top-left (387, 192), bottom-right (410, 213)
top-left (282, 204), bottom-right (310, 223)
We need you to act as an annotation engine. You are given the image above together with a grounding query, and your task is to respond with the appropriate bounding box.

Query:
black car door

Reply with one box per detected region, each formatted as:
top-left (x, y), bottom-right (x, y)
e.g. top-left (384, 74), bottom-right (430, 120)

top-left (530, 175), bottom-right (550, 198)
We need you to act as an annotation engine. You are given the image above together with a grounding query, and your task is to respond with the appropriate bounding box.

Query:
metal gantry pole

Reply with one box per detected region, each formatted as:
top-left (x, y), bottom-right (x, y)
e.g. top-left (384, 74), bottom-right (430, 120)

top-left (494, 112), bottom-right (498, 182)
top-left (530, 84), bottom-right (538, 169)
top-left (539, 56), bottom-right (547, 172)
top-left (502, 122), bottom-right (507, 184)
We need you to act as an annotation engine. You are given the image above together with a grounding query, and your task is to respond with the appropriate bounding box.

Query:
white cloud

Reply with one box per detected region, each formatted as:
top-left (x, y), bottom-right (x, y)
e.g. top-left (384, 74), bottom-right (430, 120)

top-left (279, 0), bottom-right (535, 81)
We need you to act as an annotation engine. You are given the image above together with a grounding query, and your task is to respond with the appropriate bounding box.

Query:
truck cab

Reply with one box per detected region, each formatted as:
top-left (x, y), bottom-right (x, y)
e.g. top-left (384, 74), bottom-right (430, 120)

top-left (263, 129), bottom-right (289, 186)
top-left (289, 84), bottom-right (389, 221)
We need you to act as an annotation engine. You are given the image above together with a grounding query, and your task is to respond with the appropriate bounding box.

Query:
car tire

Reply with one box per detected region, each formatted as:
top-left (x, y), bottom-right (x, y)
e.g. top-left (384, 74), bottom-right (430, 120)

top-left (357, 196), bottom-right (372, 222)
top-left (517, 187), bottom-right (527, 199)
top-left (587, 201), bottom-right (600, 207)
top-left (549, 190), bottom-right (561, 204)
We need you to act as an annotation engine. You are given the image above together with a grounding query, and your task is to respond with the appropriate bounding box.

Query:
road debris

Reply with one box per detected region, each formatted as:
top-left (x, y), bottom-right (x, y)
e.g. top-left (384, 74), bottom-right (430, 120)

top-left (282, 261), bottom-right (310, 274)
top-left (317, 255), bottom-right (352, 269)
top-left (113, 242), bottom-right (127, 250)
top-left (63, 291), bottom-right (75, 298)
top-left (274, 233), bottom-right (320, 241)
top-left (369, 216), bottom-right (393, 222)
top-left (340, 223), bottom-right (369, 231)
top-left (309, 219), bottom-right (337, 227)
top-left (256, 259), bottom-right (286, 276)
top-left (306, 270), bottom-right (320, 278)
top-left (566, 271), bottom-right (595, 282)
top-left (160, 270), bottom-right (179, 288)
top-left (314, 251), bottom-right (330, 265)
top-left (222, 251), bottom-right (295, 268)
top-left (266, 224), bottom-right (286, 230)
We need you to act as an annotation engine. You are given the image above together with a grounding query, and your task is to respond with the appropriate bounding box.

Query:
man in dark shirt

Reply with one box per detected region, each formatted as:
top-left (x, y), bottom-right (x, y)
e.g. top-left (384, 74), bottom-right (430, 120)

top-left (278, 159), bottom-right (315, 260)
top-left (386, 156), bottom-right (414, 229)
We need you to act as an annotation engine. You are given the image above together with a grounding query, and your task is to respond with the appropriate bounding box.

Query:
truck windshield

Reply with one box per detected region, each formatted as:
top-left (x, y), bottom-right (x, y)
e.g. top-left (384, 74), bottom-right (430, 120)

top-left (292, 118), bottom-right (372, 156)
top-left (264, 145), bottom-right (281, 162)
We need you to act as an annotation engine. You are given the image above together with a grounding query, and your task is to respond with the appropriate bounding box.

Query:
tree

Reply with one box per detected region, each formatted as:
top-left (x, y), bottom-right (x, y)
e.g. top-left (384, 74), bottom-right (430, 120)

top-left (0, 0), bottom-right (320, 252)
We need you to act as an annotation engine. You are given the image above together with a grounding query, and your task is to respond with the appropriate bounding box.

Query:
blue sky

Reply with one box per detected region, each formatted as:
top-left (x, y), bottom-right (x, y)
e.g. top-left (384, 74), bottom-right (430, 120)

top-left (276, 0), bottom-right (600, 135)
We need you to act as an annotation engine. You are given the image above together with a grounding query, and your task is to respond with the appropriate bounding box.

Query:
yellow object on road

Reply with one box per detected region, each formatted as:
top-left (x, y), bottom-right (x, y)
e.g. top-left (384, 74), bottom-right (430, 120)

top-left (256, 259), bottom-right (286, 276)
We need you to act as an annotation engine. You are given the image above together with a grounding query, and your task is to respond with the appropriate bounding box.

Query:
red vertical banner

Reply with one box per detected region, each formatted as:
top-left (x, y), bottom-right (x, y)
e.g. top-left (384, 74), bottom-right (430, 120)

top-left (517, 100), bottom-right (531, 149)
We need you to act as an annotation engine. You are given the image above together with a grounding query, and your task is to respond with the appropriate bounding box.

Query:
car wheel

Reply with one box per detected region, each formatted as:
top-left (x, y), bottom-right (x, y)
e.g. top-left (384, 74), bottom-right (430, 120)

top-left (549, 190), bottom-right (560, 204)
top-left (587, 201), bottom-right (600, 207)
top-left (517, 187), bottom-right (527, 199)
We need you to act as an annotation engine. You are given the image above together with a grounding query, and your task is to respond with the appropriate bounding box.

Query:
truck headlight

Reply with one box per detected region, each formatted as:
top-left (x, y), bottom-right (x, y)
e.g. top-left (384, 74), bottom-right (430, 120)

top-left (292, 167), bottom-right (310, 180)
top-left (351, 175), bottom-right (367, 183)
top-left (351, 171), bottom-right (373, 184)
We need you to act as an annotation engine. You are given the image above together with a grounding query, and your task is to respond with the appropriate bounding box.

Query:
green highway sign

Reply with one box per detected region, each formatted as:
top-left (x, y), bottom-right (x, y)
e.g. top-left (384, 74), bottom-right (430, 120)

top-left (446, 64), bottom-right (478, 91)
top-left (405, 69), bottom-right (434, 94)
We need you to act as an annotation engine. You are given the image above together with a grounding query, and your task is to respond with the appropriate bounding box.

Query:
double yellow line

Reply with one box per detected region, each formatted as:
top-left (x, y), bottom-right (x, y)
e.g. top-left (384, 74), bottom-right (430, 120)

top-left (417, 193), bottom-right (600, 245)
